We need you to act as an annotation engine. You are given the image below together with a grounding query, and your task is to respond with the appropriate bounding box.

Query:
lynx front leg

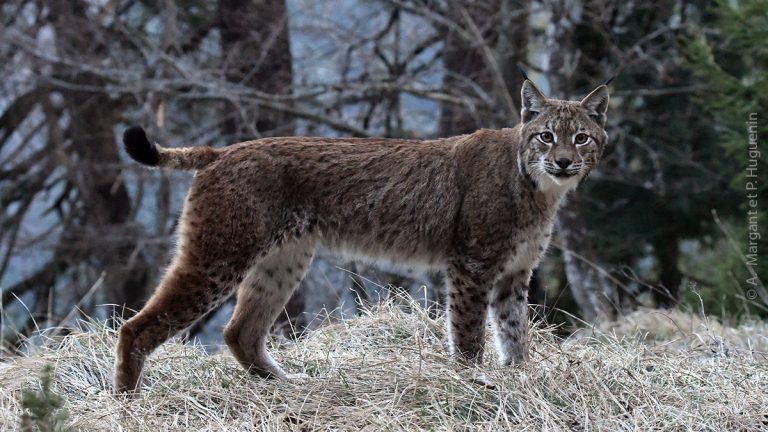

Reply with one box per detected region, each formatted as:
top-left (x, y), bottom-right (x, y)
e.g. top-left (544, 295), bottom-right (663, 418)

top-left (489, 269), bottom-right (531, 365)
top-left (445, 263), bottom-right (492, 365)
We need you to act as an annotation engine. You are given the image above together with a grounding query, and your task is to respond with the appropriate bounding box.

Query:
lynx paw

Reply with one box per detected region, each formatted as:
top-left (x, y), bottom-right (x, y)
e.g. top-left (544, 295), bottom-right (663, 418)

top-left (471, 372), bottom-right (497, 389)
top-left (285, 372), bottom-right (310, 381)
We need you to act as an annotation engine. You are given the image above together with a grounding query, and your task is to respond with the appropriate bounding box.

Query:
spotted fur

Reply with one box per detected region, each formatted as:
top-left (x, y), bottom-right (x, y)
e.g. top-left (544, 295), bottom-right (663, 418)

top-left (115, 80), bottom-right (610, 394)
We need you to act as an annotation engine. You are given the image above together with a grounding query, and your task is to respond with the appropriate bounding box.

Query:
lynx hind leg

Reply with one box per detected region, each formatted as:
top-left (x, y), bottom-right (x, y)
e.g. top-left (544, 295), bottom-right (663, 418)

top-left (489, 269), bottom-right (531, 365)
top-left (223, 240), bottom-right (315, 379)
top-left (115, 259), bottom-right (241, 395)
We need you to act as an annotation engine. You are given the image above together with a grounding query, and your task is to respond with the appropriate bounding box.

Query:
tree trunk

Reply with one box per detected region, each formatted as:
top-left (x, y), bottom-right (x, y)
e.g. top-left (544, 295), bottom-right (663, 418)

top-left (495, 0), bottom-right (530, 117)
top-left (545, 0), bottom-right (615, 323)
top-left (439, 0), bottom-right (530, 134)
top-left (653, 232), bottom-right (682, 307)
top-left (557, 194), bottom-right (614, 322)
top-left (219, 0), bottom-right (294, 140)
top-left (49, 1), bottom-right (151, 318)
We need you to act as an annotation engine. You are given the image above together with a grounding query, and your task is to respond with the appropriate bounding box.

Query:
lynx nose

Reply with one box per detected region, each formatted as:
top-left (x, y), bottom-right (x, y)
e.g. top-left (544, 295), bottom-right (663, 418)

top-left (555, 158), bottom-right (572, 169)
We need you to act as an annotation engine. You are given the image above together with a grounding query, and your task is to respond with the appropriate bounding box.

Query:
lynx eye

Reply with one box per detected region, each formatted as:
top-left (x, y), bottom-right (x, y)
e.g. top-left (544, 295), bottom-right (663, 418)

top-left (538, 132), bottom-right (554, 144)
top-left (574, 133), bottom-right (589, 145)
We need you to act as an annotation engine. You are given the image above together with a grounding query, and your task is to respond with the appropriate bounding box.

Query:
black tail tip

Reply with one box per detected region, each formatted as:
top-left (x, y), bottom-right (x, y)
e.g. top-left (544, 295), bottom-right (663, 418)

top-left (123, 126), bottom-right (159, 166)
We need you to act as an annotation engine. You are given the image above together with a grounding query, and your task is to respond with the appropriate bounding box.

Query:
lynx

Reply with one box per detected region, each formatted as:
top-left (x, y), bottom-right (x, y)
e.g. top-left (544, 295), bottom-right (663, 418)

top-left (115, 79), bottom-right (609, 394)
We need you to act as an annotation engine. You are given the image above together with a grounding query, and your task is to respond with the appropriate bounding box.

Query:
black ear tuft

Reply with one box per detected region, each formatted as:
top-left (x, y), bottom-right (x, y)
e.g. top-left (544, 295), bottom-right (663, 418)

top-left (123, 126), bottom-right (159, 166)
top-left (517, 64), bottom-right (530, 81)
top-left (580, 85), bottom-right (609, 111)
top-left (604, 75), bottom-right (616, 86)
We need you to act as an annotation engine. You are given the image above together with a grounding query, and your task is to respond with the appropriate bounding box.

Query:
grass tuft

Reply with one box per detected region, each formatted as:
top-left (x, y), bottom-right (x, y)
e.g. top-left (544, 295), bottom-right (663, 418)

top-left (1, 303), bottom-right (766, 431)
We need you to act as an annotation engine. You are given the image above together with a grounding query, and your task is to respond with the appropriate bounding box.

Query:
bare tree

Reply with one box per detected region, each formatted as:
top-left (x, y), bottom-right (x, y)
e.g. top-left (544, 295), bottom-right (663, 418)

top-left (219, 0), bottom-right (295, 139)
top-left (1, 1), bottom-right (153, 343)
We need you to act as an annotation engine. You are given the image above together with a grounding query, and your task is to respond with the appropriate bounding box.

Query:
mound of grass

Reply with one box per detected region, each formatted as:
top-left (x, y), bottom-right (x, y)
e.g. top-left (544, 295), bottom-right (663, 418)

top-left (1, 304), bottom-right (766, 430)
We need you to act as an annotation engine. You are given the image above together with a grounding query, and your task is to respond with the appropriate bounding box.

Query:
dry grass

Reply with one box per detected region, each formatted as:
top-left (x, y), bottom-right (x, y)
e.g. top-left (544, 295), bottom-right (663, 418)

top-left (1, 304), bottom-right (767, 431)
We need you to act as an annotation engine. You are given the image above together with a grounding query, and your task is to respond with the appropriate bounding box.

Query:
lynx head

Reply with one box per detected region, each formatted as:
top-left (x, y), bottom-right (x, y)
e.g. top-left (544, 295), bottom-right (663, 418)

top-left (518, 79), bottom-right (609, 193)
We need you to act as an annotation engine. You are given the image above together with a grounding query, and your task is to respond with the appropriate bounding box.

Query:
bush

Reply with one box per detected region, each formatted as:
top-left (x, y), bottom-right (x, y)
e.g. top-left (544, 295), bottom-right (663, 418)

top-left (18, 365), bottom-right (69, 432)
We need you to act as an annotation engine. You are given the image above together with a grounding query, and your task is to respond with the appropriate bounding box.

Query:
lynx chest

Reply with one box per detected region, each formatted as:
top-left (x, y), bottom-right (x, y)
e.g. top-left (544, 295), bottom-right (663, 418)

top-left (501, 225), bottom-right (554, 274)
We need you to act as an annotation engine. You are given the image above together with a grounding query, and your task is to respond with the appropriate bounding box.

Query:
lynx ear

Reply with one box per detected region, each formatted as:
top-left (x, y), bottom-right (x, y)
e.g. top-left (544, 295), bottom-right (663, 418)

top-left (521, 80), bottom-right (547, 123)
top-left (580, 85), bottom-right (610, 126)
